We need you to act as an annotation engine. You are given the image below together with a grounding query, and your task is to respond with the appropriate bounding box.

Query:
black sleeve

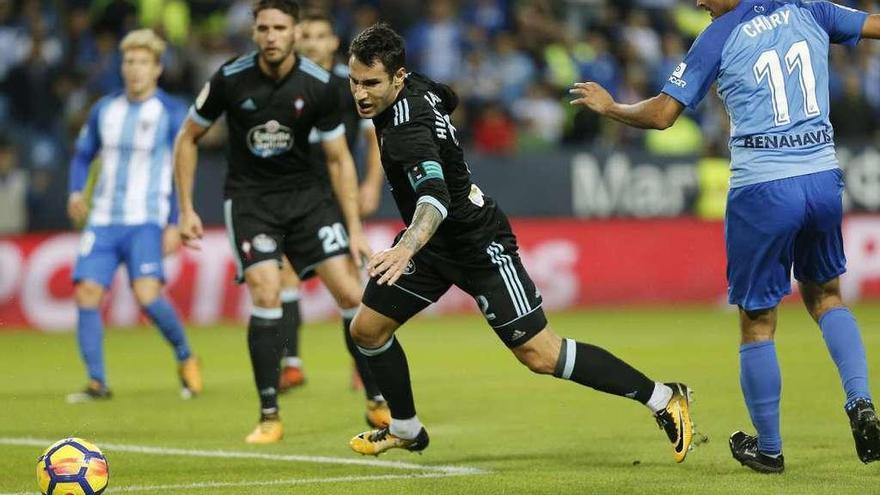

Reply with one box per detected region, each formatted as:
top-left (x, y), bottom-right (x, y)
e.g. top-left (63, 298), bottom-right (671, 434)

top-left (383, 103), bottom-right (451, 218)
top-left (189, 69), bottom-right (226, 126)
top-left (314, 83), bottom-right (345, 140)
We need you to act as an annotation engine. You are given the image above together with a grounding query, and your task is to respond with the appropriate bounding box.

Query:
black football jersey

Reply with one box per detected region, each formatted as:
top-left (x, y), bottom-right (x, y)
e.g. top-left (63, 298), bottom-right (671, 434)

top-left (373, 72), bottom-right (501, 254)
top-left (190, 52), bottom-right (344, 197)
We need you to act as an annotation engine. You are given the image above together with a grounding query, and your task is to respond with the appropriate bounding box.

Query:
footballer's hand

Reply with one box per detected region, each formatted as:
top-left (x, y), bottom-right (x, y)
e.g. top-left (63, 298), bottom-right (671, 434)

top-left (358, 183), bottom-right (381, 218)
top-left (179, 210), bottom-right (204, 250)
top-left (67, 193), bottom-right (88, 225)
top-left (162, 225), bottom-right (183, 256)
top-left (348, 228), bottom-right (373, 268)
top-left (368, 245), bottom-right (414, 286)
top-left (569, 82), bottom-right (614, 115)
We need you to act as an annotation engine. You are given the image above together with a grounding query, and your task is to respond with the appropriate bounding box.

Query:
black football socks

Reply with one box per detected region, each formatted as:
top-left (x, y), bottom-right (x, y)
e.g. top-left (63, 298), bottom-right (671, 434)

top-left (248, 308), bottom-right (283, 417)
top-left (554, 338), bottom-right (654, 404)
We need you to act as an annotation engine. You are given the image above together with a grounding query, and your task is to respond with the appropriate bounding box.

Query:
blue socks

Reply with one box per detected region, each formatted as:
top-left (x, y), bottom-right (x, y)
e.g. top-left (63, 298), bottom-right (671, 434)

top-left (819, 307), bottom-right (871, 406)
top-left (144, 297), bottom-right (191, 361)
top-left (77, 307), bottom-right (105, 384)
top-left (740, 341), bottom-right (782, 455)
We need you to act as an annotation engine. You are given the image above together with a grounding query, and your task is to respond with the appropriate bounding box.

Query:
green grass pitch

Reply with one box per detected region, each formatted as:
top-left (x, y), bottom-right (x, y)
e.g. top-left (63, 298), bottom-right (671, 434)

top-left (3, 305), bottom-right (880, 494)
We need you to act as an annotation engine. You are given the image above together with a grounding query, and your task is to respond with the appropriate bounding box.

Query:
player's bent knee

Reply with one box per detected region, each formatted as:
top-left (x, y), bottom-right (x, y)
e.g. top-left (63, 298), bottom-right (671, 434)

top-left (132, 278), bottom-right (162, 306)
top-left (351, 307), bottom-right (397, 349)
top-left (336, 291), bottom-right (362, 312)
top-left (74, 281), bottom-right (104, 307)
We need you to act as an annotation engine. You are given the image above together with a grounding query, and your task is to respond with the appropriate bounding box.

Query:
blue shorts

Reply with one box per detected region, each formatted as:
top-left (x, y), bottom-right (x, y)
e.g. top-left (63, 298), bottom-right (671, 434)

top-left (72, 224), bottom-right (165, 288)
top-left (725, 169), bottom-right (846, 311)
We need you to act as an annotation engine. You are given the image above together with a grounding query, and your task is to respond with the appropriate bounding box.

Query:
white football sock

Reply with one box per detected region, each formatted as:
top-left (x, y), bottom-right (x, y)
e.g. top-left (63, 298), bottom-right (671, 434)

top-left (646, 382), bottom-right (674, 413)
top-left (389, 415), bottom-right (423, 440)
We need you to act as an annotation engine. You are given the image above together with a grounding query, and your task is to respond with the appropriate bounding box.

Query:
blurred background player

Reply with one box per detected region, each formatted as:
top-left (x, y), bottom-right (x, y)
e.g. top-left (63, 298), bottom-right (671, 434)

top-left (571, 0), bottom-right (880, 473)
top-left (276, 9), bottom-right (384, 398)
top-left (66, 28), bottom-right (202, 403)
top-left (173, 0), bottom-right (388, 444)
top-left (345, 23), bottom-right (699, 463)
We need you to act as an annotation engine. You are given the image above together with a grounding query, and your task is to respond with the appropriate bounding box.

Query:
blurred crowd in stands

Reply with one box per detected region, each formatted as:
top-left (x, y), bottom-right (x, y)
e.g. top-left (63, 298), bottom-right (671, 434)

top-left (1, 0), bottom-right (878, 232)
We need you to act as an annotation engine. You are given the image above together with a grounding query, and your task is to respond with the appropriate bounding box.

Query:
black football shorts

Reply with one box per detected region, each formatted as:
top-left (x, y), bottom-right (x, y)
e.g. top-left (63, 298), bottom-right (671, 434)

top-left (362, 217), bottom-right (547, 348)
top-left (224, 189), bottom-right (350, 283)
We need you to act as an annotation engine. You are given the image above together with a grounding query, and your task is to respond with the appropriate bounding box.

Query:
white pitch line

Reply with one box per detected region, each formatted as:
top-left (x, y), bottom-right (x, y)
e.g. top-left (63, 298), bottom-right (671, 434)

top-left (0, 437), bottom-right (484, 475)
top-left (1, 472), bottom-right (477, 495)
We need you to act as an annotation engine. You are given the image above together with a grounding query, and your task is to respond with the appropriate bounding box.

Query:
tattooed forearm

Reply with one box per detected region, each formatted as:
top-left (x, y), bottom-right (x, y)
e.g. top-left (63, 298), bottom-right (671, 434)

top-left (398, 201), bottom-right (445, 253)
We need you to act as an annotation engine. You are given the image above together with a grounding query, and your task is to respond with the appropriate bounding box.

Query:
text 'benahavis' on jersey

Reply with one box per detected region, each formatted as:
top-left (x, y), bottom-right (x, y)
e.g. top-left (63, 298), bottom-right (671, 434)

top-left (660, 0), bottom-right (868, 188)
top-left (372, 72), bottom-right (498, 257)
top-left (188, 52), bottom-right (346, 198)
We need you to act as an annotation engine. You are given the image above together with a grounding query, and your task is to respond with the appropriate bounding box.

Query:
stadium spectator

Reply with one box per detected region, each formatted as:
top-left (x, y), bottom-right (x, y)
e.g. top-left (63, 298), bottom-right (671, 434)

top-left (472, 102), bottom-right (517, 154)
top-left (831, 70), bottom-right (877, 143)
top-left (406, 0), bottom-right (465, 82)
top-left (0, 134), bottom-right (27, 234)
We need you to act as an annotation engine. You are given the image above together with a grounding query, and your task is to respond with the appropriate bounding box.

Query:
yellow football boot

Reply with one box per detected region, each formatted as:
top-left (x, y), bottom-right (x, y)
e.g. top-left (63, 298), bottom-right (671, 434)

top-left (365, 399), bottom-right (391, 428)
top-left (654, 382), bottom-right (705, 463)
top-left (350, 426), bottom-right (429, 456)
top-left (178, 355), bottom-right (203, 398)
top-left (245, 417), bottom-right (283, 444)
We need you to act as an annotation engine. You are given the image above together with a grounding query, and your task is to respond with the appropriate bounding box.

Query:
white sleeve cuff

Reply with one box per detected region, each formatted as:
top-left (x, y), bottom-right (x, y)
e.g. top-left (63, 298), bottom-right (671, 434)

top-left (188, 106), bottom-right (213, 127)
top-left (319, 123), bottom-right (346, 142)
top-left (416, 195), bottom-right (448, 220)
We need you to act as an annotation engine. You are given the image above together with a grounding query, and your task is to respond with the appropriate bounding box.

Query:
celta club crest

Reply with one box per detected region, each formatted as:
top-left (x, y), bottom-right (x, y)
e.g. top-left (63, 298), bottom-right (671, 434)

top-left (294, 98), bottom-right (304, 117)
top-left (403, 259), bottom-right (416, 275)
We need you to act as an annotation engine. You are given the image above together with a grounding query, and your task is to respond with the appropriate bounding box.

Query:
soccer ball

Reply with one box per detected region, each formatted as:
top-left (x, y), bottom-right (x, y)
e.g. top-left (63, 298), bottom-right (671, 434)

top-left (36, 438), bottom-right (109, 495)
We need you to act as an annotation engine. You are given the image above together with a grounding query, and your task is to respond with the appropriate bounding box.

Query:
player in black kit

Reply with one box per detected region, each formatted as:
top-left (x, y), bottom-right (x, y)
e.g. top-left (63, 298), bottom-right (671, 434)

top-left (275, 10), bottom-right (385, 404)
top-left (345, 23), bottom-right (702, 463)
top-left (173, 0), bottom-right (388, 444)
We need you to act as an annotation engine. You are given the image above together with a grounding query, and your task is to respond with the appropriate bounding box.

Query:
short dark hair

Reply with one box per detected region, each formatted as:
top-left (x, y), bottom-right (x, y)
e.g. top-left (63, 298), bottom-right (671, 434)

top-left (349, 23), bottom-right (405, 76)
top-left (252, 0), bottom-right (300, 22)
top-left (301, 9), bottom-right (334, 30)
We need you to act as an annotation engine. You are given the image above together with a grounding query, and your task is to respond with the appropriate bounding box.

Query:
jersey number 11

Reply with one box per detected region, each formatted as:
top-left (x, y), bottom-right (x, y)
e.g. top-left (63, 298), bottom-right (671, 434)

top-left (753, 39), bottom-right (821, 127)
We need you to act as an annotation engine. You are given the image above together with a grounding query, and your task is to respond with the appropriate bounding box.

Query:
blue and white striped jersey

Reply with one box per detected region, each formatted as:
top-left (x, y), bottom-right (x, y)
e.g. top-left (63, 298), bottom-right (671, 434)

top-left (661, 0), bottom-right (868, 188)
top-left (70, 89), bottom-right (186, 227)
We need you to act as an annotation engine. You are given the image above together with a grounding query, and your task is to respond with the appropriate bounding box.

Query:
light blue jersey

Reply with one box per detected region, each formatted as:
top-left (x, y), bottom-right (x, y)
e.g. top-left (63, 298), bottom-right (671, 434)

top-left (662, 0), bottom-right (868, 188)
top-left (69, 89), bottom-right (186, 227)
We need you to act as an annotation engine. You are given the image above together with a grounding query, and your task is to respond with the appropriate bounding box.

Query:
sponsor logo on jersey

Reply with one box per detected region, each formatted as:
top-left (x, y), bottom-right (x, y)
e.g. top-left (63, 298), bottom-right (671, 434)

top-left (252, 234), bottom-right (277, 253)
top-left (740, 129), bottom-right (833, 149)
top-left (672, 62), bottom-right (687, 78)
top-left (510, 329), bottom-right (527, 341)
top-left (247, 120), bottom-right (294, 157)
top-left (139, 119), bottom-right (155, 133)
top-left (668, 62), bottom-right (688, 88)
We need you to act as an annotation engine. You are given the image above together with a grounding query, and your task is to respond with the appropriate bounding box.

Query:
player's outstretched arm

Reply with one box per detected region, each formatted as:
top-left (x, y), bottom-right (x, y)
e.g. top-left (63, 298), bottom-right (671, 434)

top-left (569, 82), bottom-right (685, 130)
top-left (863, 14), bottom-right (880, 38)
top-left (369, 201), bottom-right (444, 286)
top-left (358, 125), bottom-right (384, 218)
top-left (172, 117), bottom-right (210, 250)
top-left (322, 134), bottom-right (371, 265)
